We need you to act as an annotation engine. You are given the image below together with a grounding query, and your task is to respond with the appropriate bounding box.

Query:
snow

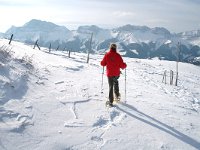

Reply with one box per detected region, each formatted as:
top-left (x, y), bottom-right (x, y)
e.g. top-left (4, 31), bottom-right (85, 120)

top-left (178, 30), bottom-right (200, 47)
top-left (190, 38), bottom-right (200, 47)
top-left (131, 49), bottom-right (139, 55)
top-left (111, 26), bottom-right (173, 48)
top-left (164, 40), bottom-right (172, 45)
top-left (0, 39), bottom-right (200, 150)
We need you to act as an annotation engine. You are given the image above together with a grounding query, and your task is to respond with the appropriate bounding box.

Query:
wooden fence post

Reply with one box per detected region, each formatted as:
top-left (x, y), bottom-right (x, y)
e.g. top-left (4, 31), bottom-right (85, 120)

top-left (9, 34), bottom-right (13, 45)
top-left (49, 43), bottom-right (51, 52)
top-left (33, 40), bottom-right (40, 50)
top-left (68, 50), bottom-right (71, 58)
top-left (63, 46), bottom-right (66, 51)
top-left (87, 32), bottom-right (93, 63)
top-left (170, 70), bottom-right (174, 85)
top-left (175, 42), bottom-right (181, 86)
top-left (56, 45), bottom-right (59, 51)
top-left (162, 70), bottom-right (167, 84)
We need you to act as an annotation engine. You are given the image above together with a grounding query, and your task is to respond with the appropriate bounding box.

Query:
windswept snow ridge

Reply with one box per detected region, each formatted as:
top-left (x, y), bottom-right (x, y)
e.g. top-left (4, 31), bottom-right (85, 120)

top-left (0, 39), bottom-right (200, 150)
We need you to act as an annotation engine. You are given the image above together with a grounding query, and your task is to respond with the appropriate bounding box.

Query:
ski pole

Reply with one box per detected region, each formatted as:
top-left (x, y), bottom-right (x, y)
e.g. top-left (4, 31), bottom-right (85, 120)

top-left (101, 67), bottom-right (104, 93)
top-left (125, 68), bottom-right (127, 102)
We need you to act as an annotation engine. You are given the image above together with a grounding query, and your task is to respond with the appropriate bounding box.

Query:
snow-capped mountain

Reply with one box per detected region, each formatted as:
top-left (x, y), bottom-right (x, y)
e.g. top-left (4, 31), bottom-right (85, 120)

top-left (3, 19), bottom-right (200, 64)
top-left (5, 19), bottom-right (72, 47)
top-left (113, 24), bottom-right (171, 44)
top-left (178, 30), bottom-right (200, 47)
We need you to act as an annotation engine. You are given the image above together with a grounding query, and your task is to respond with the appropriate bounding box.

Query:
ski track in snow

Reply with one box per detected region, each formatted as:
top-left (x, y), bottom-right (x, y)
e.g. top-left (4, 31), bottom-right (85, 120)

top-left (71, 107), bottom-right (127, 150)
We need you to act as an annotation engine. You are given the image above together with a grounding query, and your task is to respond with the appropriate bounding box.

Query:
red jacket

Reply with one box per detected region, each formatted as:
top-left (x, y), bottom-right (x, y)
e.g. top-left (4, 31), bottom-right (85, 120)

top-left (101, 49), bottom-right (127, 77)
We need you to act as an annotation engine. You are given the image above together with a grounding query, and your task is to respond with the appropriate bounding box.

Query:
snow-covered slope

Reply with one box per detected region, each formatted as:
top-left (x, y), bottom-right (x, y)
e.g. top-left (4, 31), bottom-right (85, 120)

top-left (0, 39), bottom-right (200, 150)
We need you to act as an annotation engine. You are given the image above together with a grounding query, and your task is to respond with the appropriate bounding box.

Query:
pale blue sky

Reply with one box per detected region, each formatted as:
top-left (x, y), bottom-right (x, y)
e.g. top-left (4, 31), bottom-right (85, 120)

top-left (0, 0), bottom-right (199, 33)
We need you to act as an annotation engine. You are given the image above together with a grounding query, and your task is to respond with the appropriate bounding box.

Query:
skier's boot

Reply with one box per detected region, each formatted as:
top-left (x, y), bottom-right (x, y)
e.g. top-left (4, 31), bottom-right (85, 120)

top-left (106, 101), bottom-right (114, 107)
top-left (114, 93), bottom-right (121, 102)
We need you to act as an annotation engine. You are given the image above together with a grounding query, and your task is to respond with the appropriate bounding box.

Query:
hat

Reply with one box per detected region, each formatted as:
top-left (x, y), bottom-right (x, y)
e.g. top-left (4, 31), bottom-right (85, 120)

top-left (110, 43), bottom-right (117, 50)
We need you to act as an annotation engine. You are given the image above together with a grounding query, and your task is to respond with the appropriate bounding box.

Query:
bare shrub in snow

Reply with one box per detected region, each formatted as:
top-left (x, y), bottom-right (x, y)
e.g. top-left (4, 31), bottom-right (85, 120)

top-left (16, 54), bottom-right (34, 70)
top-left (0, 45), bottom-right (13, 63)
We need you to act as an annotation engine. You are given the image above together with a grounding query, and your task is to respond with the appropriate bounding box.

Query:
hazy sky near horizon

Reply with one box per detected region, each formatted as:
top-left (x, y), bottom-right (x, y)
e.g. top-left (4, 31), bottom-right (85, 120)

top-left (0, 0), bottom-right (200, 33)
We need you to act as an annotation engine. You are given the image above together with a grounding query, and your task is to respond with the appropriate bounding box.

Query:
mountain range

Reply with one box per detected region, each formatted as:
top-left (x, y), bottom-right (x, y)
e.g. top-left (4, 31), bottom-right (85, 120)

top-left (2, 19), bottom-right (200, 65)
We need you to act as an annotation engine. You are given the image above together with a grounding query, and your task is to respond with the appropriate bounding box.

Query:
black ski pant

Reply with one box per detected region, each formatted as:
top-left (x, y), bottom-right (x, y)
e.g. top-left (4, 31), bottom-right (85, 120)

top-left (108, 76), bottom-right (120, 103)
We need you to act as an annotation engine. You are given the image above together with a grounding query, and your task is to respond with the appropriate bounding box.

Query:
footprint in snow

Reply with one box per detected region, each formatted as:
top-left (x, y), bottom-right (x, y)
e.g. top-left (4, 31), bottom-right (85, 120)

top-left (92, 116), bottom-right (109, 128)
top-left (109, 110), bottom-right (120, 122)
top-left (91, 136), bottom-right (103, 142)
top-left (93, 110), bottom-right (125, 129)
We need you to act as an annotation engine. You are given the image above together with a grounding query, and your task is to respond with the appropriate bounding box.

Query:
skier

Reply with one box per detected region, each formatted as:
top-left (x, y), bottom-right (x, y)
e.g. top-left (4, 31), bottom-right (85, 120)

top-left (100, 43), bottom-right (127, 107)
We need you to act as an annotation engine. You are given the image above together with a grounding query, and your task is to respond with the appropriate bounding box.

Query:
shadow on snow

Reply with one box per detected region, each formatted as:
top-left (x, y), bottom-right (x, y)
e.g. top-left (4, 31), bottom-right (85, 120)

top-left (116, 102), bottom-right (200, 149)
